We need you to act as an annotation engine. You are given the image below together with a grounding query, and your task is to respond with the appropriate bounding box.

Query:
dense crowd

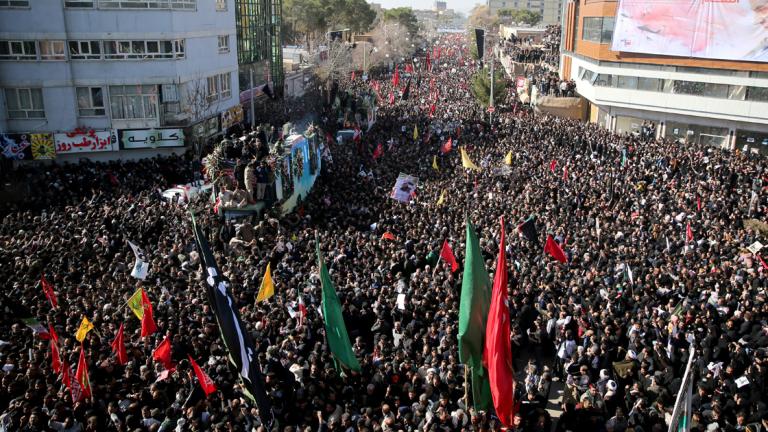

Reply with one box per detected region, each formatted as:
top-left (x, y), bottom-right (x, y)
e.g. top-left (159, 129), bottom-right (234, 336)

top-left (1, 32), bottom-right (768, 432)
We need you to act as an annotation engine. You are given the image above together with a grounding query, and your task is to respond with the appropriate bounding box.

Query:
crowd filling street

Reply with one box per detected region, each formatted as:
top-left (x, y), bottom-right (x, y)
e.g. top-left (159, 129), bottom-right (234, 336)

top-left (1, 32), bottom-right (768, 432)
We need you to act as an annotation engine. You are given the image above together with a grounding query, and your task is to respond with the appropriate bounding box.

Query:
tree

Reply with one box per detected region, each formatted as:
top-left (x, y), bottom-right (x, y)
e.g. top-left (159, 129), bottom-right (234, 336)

top-left (498, 8), bottom-right (541, 26)
top-left (367, 18), bottom-right (418, 68)
top-left (382, 7), bottom-right (420, 37)
top-left (471, 66), bottom-right (507, 107)
top-left (282, 0), bottom-right (376, 51)
top-left (467, 5), bottom-right (498, 31)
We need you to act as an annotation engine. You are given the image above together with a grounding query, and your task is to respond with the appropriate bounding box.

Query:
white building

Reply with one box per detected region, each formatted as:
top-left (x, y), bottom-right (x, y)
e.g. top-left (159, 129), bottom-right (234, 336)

top-left (488, 0), bottom-right (563, 26)
top-left (0, 0), bottom-right (243, 161)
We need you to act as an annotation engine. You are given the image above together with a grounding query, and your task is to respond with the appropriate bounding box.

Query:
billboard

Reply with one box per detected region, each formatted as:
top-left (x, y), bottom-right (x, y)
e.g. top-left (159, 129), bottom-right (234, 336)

top-left (611, 0), bottom-right (768, 63)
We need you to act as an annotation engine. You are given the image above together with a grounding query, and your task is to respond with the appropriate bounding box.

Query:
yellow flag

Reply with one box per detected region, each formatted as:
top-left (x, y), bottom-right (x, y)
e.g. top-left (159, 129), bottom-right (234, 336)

top-left (432, 155), bottom-right (439, 172)
top-left (436, 190), bottom-right (446, 206)
top-left (75, 316), bottom-right (94, 342)
top-left (256, 263), bottom-right (274, 302)
top-left (461, 148), bottom-right (481, 171)
top-left (126, 287), bottom-right (144, 320)
top-left (413, 124), bottom-right (419, 141)
top-left (504, 151), bottom-right (513, 166)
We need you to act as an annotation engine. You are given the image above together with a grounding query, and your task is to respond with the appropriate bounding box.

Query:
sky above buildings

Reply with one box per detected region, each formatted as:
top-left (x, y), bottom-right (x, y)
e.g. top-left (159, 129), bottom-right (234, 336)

top-left (371, 0), bottom-right (479, 15)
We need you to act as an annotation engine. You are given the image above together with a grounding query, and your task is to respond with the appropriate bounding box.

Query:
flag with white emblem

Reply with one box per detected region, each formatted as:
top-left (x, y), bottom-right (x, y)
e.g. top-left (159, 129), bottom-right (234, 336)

top-left (128, 241), bottom-right (149, 280)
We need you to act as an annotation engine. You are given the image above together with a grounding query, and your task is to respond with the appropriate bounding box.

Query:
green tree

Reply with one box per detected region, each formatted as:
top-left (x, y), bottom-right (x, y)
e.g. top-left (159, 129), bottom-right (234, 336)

top-left (471, 66), bottom-right (507, 107)
top-left (382, 7), bottom-right (420, 36)
top-left (467, 4), bottom-right (498, 31)
top-left (497, 8), bottom-right (541, 26)
top-left (282, 0), bottom-right (376, 50)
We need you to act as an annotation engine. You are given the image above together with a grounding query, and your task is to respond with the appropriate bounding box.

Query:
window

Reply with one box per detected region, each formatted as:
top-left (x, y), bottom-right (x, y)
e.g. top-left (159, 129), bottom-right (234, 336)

top-left (218, 35), bottom-right (230, 53)
top-left (0, 40), bottom-right (37, 60)
top-left (746, 87), bottom-right (768, 102)
top-left (104, 39), bottom-right (184, 59)
top-left (109, 85), bottom-right (158, 119)
top-left (616, 75), bottom-right (637, 90)
top-left (76, 87), bottom-right (106, 116)
top-left (0, 0), bottom-right (29, 7)
top-left (637, 77), bottom-right (661, 92)
top-left (205, 73), bottom-right (232, 102)
top-left (673, 80), bottom-right (705, 95)
top-left (582, 17), bottom-right (613, 43)
top-left (64, 1), bottom-right (94, 6)
top-left (98, 0), bottom-right (196, 10)
top-left (4, 88), bottom-right (45, 119)
top-left (69, 41), bottom-right (102, 59)
top-left (216, 0), bottom-right (226, 10)
top-left (39, 41), bottom-right (66, 60)
top-left (594, 74), bottom-right (613, 87)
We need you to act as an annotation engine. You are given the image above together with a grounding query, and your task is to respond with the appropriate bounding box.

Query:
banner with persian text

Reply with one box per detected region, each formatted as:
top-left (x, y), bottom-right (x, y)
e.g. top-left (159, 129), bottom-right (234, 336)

top-left (611, 0), bottom-right (768, 63)
top-left (54, 129), bottom-right (117, 154)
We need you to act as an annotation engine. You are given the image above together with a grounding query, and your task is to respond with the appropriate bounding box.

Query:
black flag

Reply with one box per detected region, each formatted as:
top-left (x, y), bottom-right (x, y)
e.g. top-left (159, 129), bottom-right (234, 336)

top-left (517, 215), bottom-right (538, 244)
top-left (401, 77), bottom-right (412, 100)
top-left (191, 213), bottom-right (274, 427)
top-left (475, 28), bottom-right (485, 60)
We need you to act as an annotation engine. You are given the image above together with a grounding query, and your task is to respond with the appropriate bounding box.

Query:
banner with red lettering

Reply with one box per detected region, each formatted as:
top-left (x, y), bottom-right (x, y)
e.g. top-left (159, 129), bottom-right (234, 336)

top-left (54, 129), bottom-right (117, 154)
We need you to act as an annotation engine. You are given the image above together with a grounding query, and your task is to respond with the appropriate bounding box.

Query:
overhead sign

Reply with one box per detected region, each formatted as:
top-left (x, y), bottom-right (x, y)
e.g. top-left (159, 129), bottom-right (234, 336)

top-left (54, 129), bottom-right (116, 154)
top-left (1, 133), bottom-right (55, 160)
top-left (120, 128), bottom-right (185, 149)
top-left (612, 0), bottom-right (768, 63)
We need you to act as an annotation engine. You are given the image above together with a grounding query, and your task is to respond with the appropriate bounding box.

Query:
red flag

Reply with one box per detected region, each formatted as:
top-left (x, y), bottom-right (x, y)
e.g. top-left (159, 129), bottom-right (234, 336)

top-left (49, 324), bottom-right (61, 373)
top-left (297, 295), bottom-right (307, 327)
top-left (152, 336), bottom-right (175, 371)
top-left (697, 196), bottom-right (702, 212)
top-left (382, 232), bottom-right (396, 241)
top-left (441, 137), bottom-right (453, 154)
top-left (439, 240), bottom-right (459, 272)
top-left (188, 355), bottom-right (217, 396)
top-left (110, 323), bottom-right (128, 365)
top-left (75, 345), bottom-right (91, 399)
top-left (544, 235), bottom-right (567, 263)
top-left (140, 289), bottom-right (157, 337)
top-left (435, 47), bottom-right (441, 60)
top-left (549, 159), bottom-right (557, 173)
top-left (563, 165), bottom-right (568, 181)
top-left (351, 71), bottom-right (356, 81)
top-left (426, 51), bottom-right (431, 71)
top-left (429, 103), bottom-right (436, 118)
top-left (483, 217), bottom-right (517, 427)
top-left (41, 275), bottom-right (57, 308)
top-left (373, 143), bottom-right (384, 160)
top-left (686, 222), bottom-right (693, 242)
top-left (456, 126), bottom-right (461, 139)
top-left (61, 360), bottom-right (78, 403)
top-left (758, 254), bottom-right (768, 271)
top-left (388, 91), bottom-right (395, 106)
top-left (392, 66), bottom-right (400, 87)
top-left (405, 63), bottom-right (413, 74)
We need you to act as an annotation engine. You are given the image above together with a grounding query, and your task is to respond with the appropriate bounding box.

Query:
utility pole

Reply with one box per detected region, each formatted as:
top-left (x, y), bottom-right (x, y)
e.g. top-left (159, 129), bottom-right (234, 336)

top-left (250, 67), bottom-right (255, 130)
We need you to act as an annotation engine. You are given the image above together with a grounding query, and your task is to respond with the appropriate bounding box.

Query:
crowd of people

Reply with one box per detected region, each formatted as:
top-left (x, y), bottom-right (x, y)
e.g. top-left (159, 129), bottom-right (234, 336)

top-left (1, 31), bottom-right (768, 432)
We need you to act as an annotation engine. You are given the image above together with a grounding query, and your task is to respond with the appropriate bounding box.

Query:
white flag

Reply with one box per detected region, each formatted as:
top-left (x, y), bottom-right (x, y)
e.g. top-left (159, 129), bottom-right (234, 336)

top-left (625, 262), bottom-right (634, 286)
top-left (128, 241), bottom-right (149, 280)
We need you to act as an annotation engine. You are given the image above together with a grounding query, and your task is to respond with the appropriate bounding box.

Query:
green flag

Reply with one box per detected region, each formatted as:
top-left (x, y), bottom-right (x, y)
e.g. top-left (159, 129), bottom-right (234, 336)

top-left (316, 238), bottom-right (361, 372)
top-left (458, 220), bottom-right (493, 411)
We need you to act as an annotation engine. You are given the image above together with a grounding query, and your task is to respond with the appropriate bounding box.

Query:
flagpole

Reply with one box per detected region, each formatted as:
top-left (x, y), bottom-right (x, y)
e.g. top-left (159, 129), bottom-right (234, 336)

top-left (463, 364), bottom-right (470, 409)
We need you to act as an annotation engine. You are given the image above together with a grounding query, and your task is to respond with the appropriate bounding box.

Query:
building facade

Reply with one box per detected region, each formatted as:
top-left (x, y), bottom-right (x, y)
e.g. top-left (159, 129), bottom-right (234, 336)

top-left (488, 0), bottom-right (563, 26)
top-left (235, 0), bottom-right (283, 103)
top-left (560, 0), bottom-right (768, 153)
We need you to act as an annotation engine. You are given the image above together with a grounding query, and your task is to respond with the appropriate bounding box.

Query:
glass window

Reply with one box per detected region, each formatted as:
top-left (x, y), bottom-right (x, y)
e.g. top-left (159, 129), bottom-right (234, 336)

top-left (101, 39), bottom-right (183, 59)
top-left (637, 77), bottom-right (660, 92)
top-left (0, 40), bottom-right (37, 60)
top-left (109, 85), bottom-right (158, 119)
top-left (702, 82), bottom-right (728, 98)
top-left (69, 41), bottom-right (101, 59)
top-left (98, 0), bottom-right (195, 9)
top-left (40, 41), bottom-right (66, 60)
top-left (76, 87), bottom-right (106, 116)
top-left (0, 0), bottom-right (29, 6)
top-left (582, 17), bottom-right (602, 43)
top-left (216, 0), bottom-right (226, 10)
top-left (601, 17), bottom-right (614, 44)
top-left (594, 74), bottom-right (613, 87)
top-left (616, 75), bottom-right (637, 90)
top-left (64, 1), bottom-right (94, 6)
top-left (728, 85), bottom-right (746, 100)
top-left (218, 35), bottom-right (230, 53)
top-left (673, 80), bottom-right (705, 95)
top-left (207, 76), bottom-right (218, 102)
top-left (220, 73), bottom-right (231, 99)
top-left (4, 88), bottom-right (45, 119)
top-left (746, 87), bottom-right (768, 102)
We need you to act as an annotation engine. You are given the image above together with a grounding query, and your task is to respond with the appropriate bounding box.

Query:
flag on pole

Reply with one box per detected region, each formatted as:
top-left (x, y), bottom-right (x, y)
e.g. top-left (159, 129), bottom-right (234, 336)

top-left (458, 219), bottom-right (493, 411)
top-left (429, 103), bottom-right (436, 117)
top-left (188, 355), bottom-right (217, 396)
top-left (62, 360), bottom-right (81, 403)
top-left (504, 151), bottom-right (512, 166)
top-left (75, 317), bottom-right (94, 343)
top-left (388, 91), bottom-right (395, 105)
top-left (140, 289), bottom-right (157, 337)
top-left (441, 137), bottom-right (453, 154)
top-left (297, 294), bottom-right (307, 327)
top-left (625, 263), bottom-right (634, 286)
top-left (75, 345), bottom-right (91, 400)
top-left (544, 235), bottom-right (568, 263)
top-left (461, 148), bottom-right (481, 171)
top-left (549, 159), bottom-right (557, 173)
top-left (111, 323), bottom-right (128, 365)
top-left (686, 222), bottom-right (693, 242)
top-left (382, 231), bottom-right (396, 241)
top-left (191, 213), bottom-right (273, 426)
top-left (50, 324), bottom-right (61, 373)
top-left (401, 78), bottom-right (412, 100)
top-left (126, 287), bottom-right (144, 320)
top-left (517, 216), bottom-right (538, 244)
top-left (563, 165), bottom-right (568, 181)
top-left (128, 241), bottom-right (149, 280)
top-left (316, 238), bottom-right (361, 371)
top-left (373, 143), bottom-right (384, 160)
top-left (432, 155), bottom-right (439, 172)
top-left (392, 65), bottom-right (400, 87)
top-left (483, 217), bottom-right (517, 427)
top-left (41, 275), bottom-right (57, 308)
top-left (439, 240), bottom-right (459, 272)
top-left (696, 196), bottom-right (702, 212)
top-left (436, 190), bottom-right (446, 206)
top-left (596, 218), bottom-right (601, 242)
top-left (668, 347), bottom-right (696, 432)
top-left (255, 263), bottom-right (275, 303)
top-left (152, 336), bottom-right (175, 371)
top-left (3, 298), bottom-right (50, 339)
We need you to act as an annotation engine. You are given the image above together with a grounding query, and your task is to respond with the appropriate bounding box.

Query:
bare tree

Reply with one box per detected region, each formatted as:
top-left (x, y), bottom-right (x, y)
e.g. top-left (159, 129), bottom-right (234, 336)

top-left (183, 77), bottom-right (223, 156)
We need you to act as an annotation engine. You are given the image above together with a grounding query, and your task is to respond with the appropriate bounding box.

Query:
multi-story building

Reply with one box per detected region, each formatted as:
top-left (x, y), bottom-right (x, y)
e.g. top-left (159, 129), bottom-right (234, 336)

top-left (0, 0), bottom-right (283, 162)
top-left (235, 0), bottom-right (283, 105)
top-left (488, 0), bottom-right (563, 26)
top-left (560, 0), bottom-right (768, 153)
